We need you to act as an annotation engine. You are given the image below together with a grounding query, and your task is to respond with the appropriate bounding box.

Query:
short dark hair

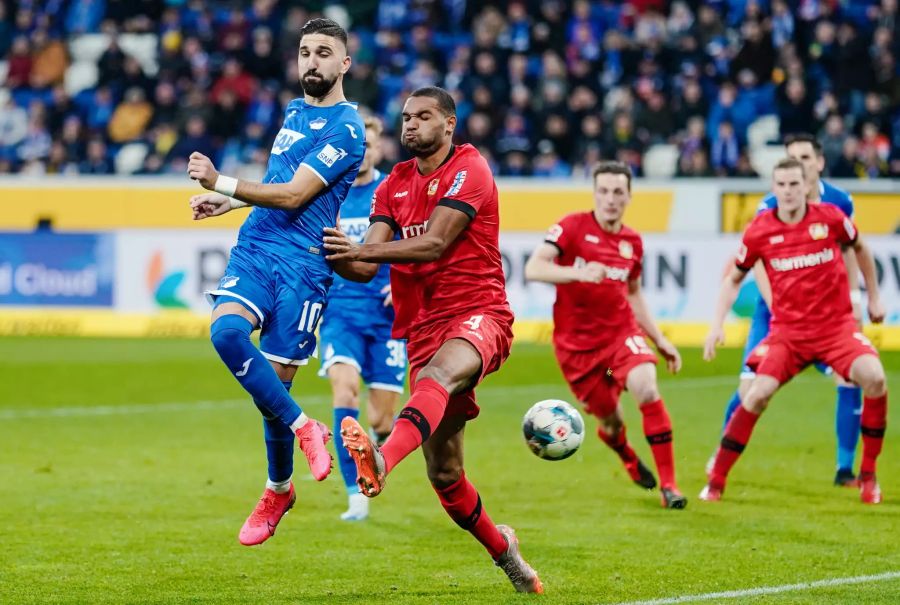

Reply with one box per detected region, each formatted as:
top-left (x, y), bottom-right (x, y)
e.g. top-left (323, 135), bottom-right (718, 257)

top-left (299, 18), bottom-right (348, 48)
top-left (409, 86), bottom-right (456, 117)
top-left (783, 133), bottom-right (823, 156)
top-left (773, 156), bottom-right (806, 178)
top-left (592, 160), bottom-right (633, 191)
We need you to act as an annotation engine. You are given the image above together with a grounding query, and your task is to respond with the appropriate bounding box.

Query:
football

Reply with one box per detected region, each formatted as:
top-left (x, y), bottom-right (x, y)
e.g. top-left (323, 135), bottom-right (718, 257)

top-left (522, 399), bottom-right (585, 460)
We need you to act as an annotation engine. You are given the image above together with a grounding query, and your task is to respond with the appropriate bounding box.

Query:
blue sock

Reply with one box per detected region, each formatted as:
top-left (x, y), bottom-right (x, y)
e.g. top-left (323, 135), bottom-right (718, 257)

top-left (836, 385), bottom-right (862, 471)
top-left (722, 391), bottom-right (742, 432)
top-left (333, 407), bottom-right (360, 494)
top-left (254, 381), bottom-right (295, 484)
top-left (210, 315), bottom-right (303, 426)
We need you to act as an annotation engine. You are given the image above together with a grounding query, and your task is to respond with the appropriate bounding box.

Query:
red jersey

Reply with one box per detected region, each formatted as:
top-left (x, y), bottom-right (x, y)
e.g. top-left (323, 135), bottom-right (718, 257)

top-left (370, 144), bottom-right (512, 339)
top-left (737, 202), bottom-right (857, 334)
top-left (546, 212), bottom-right (643, 352)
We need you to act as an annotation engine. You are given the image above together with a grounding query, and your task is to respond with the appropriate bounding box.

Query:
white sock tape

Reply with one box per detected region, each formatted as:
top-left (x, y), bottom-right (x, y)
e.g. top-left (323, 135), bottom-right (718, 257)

top-left (214, 175), bottom-right (238, 197)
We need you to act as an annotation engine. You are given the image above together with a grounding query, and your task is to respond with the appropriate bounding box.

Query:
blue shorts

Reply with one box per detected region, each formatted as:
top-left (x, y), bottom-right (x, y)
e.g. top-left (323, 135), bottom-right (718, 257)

top-left (317, 301), bottom-right (407, 393)
top-left (206, 244), bottom-right (330, 366)
top-left (740, 301), bottom-right (830, 378)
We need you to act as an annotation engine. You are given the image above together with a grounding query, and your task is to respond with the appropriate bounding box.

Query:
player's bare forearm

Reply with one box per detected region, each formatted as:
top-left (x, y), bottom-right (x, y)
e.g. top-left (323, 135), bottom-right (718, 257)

top-left (331, 259), bottom-right (379, 282)
top-left (713, 267), bottom-right (746, 330)
top-left (524, 255), bottom-right (579, 284)
top-left (752, 260), bottom-right (772, 308)
top-left (233, 179), bottom-right (318, 210)
top-left (627, 291), bottom-right (664, 345)
top-left (842, 247), bottom-right (860, 291)
top-left (853, 239), bottom-right (881, 301)
top-left (354, 234), bottom-right (446, 263)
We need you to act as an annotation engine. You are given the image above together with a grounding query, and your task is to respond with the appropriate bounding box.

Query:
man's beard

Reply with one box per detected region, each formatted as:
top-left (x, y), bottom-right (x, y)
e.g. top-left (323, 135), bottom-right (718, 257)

top-left (401, 132), bottom-right (443, 158)
top-left (301, 72), bottom-right (337, 99)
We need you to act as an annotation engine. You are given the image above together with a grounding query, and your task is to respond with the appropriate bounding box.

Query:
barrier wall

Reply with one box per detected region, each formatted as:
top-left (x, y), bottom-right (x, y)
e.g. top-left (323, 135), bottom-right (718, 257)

top-left (1, 177), bottom-right (897, 346)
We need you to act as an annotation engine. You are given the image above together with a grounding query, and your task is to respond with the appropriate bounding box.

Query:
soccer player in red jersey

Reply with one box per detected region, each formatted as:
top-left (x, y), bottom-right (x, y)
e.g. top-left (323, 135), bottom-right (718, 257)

top-left (524, 160), bottom-right (687, 509)
top-left (322, 86), bottom-right (542, 593)
top-left (702, 158), bottom-right (888, 504)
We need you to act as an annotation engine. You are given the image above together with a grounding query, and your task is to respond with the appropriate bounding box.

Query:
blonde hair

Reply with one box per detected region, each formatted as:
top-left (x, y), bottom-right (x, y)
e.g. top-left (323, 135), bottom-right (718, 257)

top-left (363, 116), bottom-right (383, 137)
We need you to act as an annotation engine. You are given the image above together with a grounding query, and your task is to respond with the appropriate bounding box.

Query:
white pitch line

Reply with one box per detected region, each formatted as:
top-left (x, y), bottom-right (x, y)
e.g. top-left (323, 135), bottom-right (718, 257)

top-left (610, 570), bottom-right (900, 605)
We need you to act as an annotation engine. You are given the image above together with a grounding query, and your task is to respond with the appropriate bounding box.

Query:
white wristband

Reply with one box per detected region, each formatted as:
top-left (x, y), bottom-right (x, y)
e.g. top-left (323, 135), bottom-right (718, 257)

top-left (228, 197), bottom-right (247, 210)
top-left (214, 175), bottom-right (238, 197)
top-left (850, 290), bottom-right (863, 304)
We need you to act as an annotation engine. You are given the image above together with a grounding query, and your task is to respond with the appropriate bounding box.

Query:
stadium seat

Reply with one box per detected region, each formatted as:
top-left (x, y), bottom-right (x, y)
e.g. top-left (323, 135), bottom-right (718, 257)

top-left (749, 144), bottom-right (785, 177)
top-left (68, 34), bottom-right (111, 63)
top-left (119, 34), bottom-right (160, 76)
top-left (747, 115), bottom-right (780, 150)
top-left (642, 144), bottom-right (678, 179)
top-left (64, 61), bottom-right (99, 96)
top-left (115, 142), bottom-right (149, 175)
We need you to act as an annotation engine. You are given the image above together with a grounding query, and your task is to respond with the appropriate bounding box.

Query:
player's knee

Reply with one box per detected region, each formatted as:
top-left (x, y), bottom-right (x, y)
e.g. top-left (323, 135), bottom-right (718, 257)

top-left (427, 462), bottom-right (463, 489)
top-left (742, 394), bottom-right (768, 414)
top-left (862, 372), bottom-right (887, 398)
top-left (599, 413), bottom-right (623, 435)
top-left (634, 384), bottom-right (661, 405)
top-left (209, 315), bottom-right (252, 354)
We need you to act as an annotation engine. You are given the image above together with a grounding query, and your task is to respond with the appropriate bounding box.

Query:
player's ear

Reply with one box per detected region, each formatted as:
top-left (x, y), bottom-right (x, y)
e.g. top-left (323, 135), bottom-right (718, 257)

top-left (445, 114), bottom-right (457, 138)
top-left (340, 54), bottom-right (351, 75)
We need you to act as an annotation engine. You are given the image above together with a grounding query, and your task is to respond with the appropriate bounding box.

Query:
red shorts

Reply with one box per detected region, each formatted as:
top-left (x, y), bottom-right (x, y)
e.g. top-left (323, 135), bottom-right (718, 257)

top-left (745, 322), bottom-right (879, 384)
top-left (406, 312), bottom-right (514, 420)
top-left (555, 332), bottom-right (658, 418)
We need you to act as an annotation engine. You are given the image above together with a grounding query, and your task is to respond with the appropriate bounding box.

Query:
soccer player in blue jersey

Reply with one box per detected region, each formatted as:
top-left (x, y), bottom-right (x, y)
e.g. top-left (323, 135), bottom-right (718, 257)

top-left (318, 116), bottom-right (407, 521)
top-left (186, 18), bottom-right (366, 546)
top-left (718, 133), bottom-right (863, 486)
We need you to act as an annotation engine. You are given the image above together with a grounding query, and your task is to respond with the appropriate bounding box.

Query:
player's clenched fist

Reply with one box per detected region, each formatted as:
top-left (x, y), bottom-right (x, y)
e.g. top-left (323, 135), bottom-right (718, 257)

top-left (657, 337), bottom-right (682, 373)
top-left (574, 261), bottom-right (606, 283)
top-left (190, 192), bottom-right (232, 220)
top-left (187, 151), bottom-right (219, 190)
top-left (868, 296), bottom-right (885, 324)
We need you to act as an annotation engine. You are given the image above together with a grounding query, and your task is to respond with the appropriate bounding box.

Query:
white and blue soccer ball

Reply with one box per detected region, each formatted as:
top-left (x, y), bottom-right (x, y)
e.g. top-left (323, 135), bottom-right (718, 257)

top-left (522, 399), bottom-right (585, 461)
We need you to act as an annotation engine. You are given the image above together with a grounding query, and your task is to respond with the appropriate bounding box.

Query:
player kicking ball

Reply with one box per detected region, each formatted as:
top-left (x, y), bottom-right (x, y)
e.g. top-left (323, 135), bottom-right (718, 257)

top-left (702, 158), bottom-right (888, 504)
top-left (187, 19), bottom-right (365, 544)
top-left (317, 117), bottom-right (407, 521)
top-left (324, 86), bottom-right (542, 593)
top-left (525, 160), bottom-right (687, 510)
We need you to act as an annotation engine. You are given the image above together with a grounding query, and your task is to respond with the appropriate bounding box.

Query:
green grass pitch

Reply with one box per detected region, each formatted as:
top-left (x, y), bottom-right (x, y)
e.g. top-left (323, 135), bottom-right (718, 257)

top-left (1, 337), bottom-right (898, 604)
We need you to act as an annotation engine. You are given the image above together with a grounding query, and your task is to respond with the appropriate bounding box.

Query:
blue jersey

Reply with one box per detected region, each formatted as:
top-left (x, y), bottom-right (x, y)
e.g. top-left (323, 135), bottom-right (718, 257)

top-left (237, 98), bottom-right (365, 274)
top-left (757, 179), bottom-right (854, 218)
top-left (328, 170), bottom-right (392, 303)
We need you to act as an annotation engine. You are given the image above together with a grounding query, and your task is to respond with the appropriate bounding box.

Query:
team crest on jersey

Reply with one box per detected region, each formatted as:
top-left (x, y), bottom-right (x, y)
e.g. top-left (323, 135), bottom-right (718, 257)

top-left (444, 170), bottom-right (467, 196)
top-left (427, 178), bottom-right (440, 196)
top-left (220, 275), bottom-right (239, 288)
top-left (618, 241), bottom-right (633, 259)
top-left (271, 128), bottom-right (306, 155)
top-left (808, 223), bottom-right (828, 240)
top-left (316, 143), bottom-right (348, 167)
top-left (309, 117), bottom-right (328, 130)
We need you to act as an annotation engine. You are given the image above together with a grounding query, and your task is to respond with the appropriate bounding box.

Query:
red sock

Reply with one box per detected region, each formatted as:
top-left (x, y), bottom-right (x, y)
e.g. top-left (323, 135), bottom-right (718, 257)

top-left (381, 378), bottom-right (449, 473)
top-left (434, 471), bottom-right (507, 559)
top-left (860, 394), bottom-right (887, 475)
top-left (640, 400), bottom-right (676, 489)
top-left (597, 425), bottom-right (638, 465)
top-left (710, 406), bottom-right (760, 488)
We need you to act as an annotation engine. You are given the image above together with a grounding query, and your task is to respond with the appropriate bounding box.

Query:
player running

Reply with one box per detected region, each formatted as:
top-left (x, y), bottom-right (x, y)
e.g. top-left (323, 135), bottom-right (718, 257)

top-left (524, 160), bottom-right (687, 510)
top-left (323, 86), bottom-right (543, 593)
top-left (717, 133), bottom-right (864, 487)
top-left (702, 158), bottom-right (887, 504)
top-left (318, 116), bottom-right (407, 522)
top-left (186, 18), bottom-right (365, 545)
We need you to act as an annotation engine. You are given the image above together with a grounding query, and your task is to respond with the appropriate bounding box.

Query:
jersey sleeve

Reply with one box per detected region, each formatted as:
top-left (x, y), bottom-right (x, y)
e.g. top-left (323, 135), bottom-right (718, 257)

top-left (369, 177), bottom-right (399, 234)
top-left (629, 236), bottom-right (644, 281)
top-left (299, 118), bottom-right (365, 186)
top-left (735, 224), bottom-right (761, 272)
top-left (827, 205), bottom-right (858, 245)
top-left (435, 154), bottom-right (493, 220)
top-left (543, 214), bottom-right (578, 255)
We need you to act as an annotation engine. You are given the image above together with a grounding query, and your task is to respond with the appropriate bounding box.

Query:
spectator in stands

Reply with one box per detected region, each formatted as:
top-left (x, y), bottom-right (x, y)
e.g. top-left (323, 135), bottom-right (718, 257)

top-left (778, 78), bottom-right (815, 137)
top-left (831, 136), bottom-right (864, 178)
top-left (6, 36), bottom-right (32, 88)
top-left (79, 137), bottom-right (113, 174)
top-left (108, 87), bottom-right (153, 143)
top-left (711, 120), bottom-right (740, 176)
top-left (820, 114), bottom-right (848, 172)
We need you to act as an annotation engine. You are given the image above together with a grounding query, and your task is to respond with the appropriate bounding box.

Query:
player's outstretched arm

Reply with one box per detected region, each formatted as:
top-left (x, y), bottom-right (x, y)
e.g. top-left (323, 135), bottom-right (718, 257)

top-left (626, 278), bottom-right (681, 373)
top-left (324, 205), bottom-right (468, 264)
top-left (751, 260), bottom-right (772, 308)
top-left (851, 237), bottom-right (885, 323)
top-left (187, 152), bottom-right (326, 210)
top-left (328, 222), bottom-right (394, 283)
top-left (524, 243), bottom-right (605, 284)
top-left (703, 264), bottom-right (747, 361)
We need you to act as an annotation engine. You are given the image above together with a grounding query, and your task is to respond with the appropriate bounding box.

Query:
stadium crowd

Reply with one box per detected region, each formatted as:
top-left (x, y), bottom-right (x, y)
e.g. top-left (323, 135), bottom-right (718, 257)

top-left (0, 0), bottom-right (898, 178)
